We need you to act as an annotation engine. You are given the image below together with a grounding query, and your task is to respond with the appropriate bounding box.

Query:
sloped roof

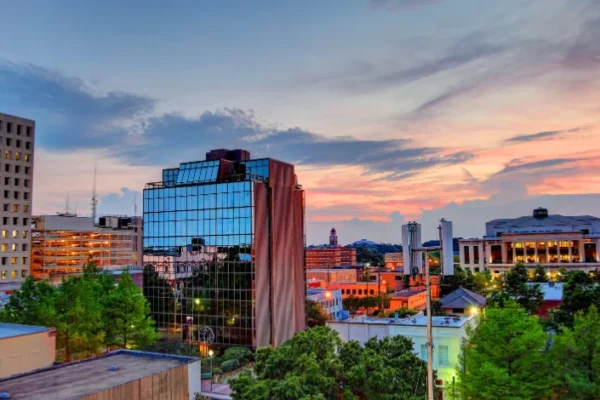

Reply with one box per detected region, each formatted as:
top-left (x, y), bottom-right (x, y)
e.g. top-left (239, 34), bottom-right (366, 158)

top-left (441, 287), bottom-right (487, 309)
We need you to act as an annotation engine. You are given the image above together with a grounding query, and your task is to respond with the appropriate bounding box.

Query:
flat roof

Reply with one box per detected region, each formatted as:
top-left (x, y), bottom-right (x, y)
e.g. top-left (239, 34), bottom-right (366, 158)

top-left (526, 282), bottom-right (564, 301)
top-left (0, 350), bottom-right (199, 399)
top-left (340, 313), bottom-right (471, 328)
top-left (0, 323), bottom-right (50, 339)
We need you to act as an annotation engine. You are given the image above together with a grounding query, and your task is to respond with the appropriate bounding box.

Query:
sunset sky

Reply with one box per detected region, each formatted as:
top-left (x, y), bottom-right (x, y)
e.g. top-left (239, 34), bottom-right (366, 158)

top-left (1, 0), bottom-right (600, 243)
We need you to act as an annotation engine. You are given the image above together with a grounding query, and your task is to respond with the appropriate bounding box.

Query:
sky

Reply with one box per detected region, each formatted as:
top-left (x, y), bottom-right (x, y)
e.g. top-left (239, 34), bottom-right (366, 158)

top-left (1, 0), bottom-right (600, 244)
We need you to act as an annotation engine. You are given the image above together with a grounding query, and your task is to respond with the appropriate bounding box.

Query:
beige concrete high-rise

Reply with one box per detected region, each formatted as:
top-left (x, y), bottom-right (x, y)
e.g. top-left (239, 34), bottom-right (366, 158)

top-left (0, 113), bottom-right (35, 289)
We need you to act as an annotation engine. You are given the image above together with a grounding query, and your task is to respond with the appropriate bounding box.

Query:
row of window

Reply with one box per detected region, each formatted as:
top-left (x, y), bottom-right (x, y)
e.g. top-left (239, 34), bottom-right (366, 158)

top-left (2, 204), bottom-right (29, 213)
top-left (0, 269), bottom-right (28, 279)
top-left (0, 121), bottom-right (33, 137)
top-left (1, 216), bottom-right (29, 226)
top-left (1, 230), bottom-right (28, 238)
top-left (2, 137), bottom-right (32, 149)
top-left (1, 243), bottom-right (27, 252)
top-left (3, 164), bottom-right (31, 174)
top-left (3, 190), bottom-right (30, 201)
top-left (420, 344), bottom-right (449, 366)
top-left (3, 177), bottom-right (30, 188)
top-left (4, 151), bottom-right (32, 162)
top-left (341, 288), bottom-right (376, 296)
top-left (0, 256), bottom-right (28, 266)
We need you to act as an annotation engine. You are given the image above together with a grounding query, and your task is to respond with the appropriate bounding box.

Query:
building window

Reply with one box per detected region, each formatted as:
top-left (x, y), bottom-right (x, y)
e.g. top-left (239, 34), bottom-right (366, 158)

top-left (352, 289), bottom-right (357, 295)
top-left (15, 152), bottom-right (20, 161)
top-left (24, 154), bottom-right (30, 162)
top-left (26, 126), bottom-right (31, 137)
top-left (24, 167), bottom-right (29, 174)
top-left (25, 141), bottom-right (31, 150)
top-left (24, 180), bottom-right (29, 188)
top-left (10, 244), bottom-right (16, 252)
top-left (16, 125), bottom-right (21, 135)
top-left (12, 217), bottom-right (17, 225)
top-left (370, 289), bottom-right (375, 295)
top-left (21, 243), bottom-right (27, 251)
top-left (5, 138), bottom-right (11, 146)
top-left (452, 308), bottom-right (464, 314)
top-left (3, 217), bottom-right (8, 225)
top-left (10, 270), bottom-right (16, 278)
top-left (21, 269), bottom-right (27, 278)
top-left (14, 178), bottom-right (19, 186)
top-left (473, 245), bottom-right (479, 264)
top-left (12, 204), bottom-right (18, 212)
top-left (12, 230), bottom-right (17, 238)
top-left (6, 122), bottom-right (12, 133)
top-left (1, 230), bottom-right (6, 238)
top-left (1, 244), bottom-right (6, 252)
top-left (438, 346), bottom-right (449, 366)
top-left (358, 289), bottom-right (363, 295)
top-left (24, 192), bottom-right (29, 200)
top-left (4, 164), bottom-right (9, 172)
top-left (21, 257), bottom-right (27, 265)
top-left (22, 218), bottom-right (28, 226)
top-left (23, 205), bottom-right (29, 213)
top-left (1, 270), bottom-right (5, 279)
top-left (421, 344), bottom-right (428, 361)
top-left (2, 204), bottom-right (8, 212)
top-left (3, 177), bottom-right (8, 185)
top-left (14, 191), bottom-right (19, 200)
top-left (21, 231), bottom-right (27, 239)
top-left (10, 257), bottom-right (16, 265)
top-left (463, 246), bottom-right (470, 264)
top-left (16, 140), bottom-right (21, 148)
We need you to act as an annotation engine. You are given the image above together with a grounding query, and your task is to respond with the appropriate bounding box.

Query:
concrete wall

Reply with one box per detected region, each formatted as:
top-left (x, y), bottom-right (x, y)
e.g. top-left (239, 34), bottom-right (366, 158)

top-left (0, 330), bottom-right (55, 378)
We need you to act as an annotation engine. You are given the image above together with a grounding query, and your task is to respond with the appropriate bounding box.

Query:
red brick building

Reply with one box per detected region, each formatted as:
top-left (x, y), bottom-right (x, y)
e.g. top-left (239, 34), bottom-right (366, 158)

top-left (306, 228), bottom-right (357, 268)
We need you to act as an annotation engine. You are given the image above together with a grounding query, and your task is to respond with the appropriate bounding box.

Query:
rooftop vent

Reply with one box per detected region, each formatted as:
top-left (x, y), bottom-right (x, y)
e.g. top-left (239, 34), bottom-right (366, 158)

top-left (533, 208), bottom-right (549, 219)
top-left (411, 318), bottom-right (417, 324)
top-left (108, 365), bottom-right (119, 371)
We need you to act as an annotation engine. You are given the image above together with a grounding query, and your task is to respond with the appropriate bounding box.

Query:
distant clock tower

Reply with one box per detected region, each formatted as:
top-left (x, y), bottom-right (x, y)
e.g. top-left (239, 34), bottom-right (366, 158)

top-left (329, 227), bottom-right (338, 247)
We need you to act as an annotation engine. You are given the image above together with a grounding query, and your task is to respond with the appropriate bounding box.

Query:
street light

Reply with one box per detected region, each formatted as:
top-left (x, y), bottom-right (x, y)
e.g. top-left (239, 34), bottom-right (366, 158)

top-left (208, 350), bottom-right (214, 391)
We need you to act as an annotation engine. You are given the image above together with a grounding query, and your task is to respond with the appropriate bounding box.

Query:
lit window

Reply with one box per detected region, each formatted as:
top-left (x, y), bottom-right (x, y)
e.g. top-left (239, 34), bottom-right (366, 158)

top-left (12, 230), bottom-right (17, 238)
top-left (21, 257), bottom-right (26, 265)
top-left (10, 270), bottom-right (16, 278)
top-left (1, 230), bottom-right (5, 238)
top-left (24, 154), bottom-right (30, 162)
top-left (4, 151), bottom-right (10, 159)
top-left (15, 152), bottom-right (20, 161)
top-left (23, 205), bottom-right (29, 213)
top-left (22, 231), bottom-right (27, 239)
top-left (12, 204), bottom-right (18, 212)
top-left (10, 257), bottom-right (16, 265)
top-left (21, 269), bottom-right (27, 278)
top-left (1, 271), bottom-right (5, 279)
top-left (1, 244), bottom-right (6, 252)
top-left (438, 346), bottom-right (449, 366)
top-left (11, 244), bottom-right (16, 252)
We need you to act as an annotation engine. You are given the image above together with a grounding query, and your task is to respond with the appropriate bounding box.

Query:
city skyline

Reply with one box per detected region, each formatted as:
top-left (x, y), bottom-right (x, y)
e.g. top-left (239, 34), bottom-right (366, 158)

top-left (2, 0), bottom-right (600, 242)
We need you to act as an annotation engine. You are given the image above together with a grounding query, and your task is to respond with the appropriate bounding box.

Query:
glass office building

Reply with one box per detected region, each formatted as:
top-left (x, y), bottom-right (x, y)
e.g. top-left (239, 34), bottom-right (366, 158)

top-left (143, 149), bottom-right (305, 350)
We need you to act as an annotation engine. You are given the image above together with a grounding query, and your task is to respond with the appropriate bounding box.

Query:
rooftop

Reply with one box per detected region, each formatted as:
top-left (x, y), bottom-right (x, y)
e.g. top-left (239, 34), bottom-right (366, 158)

top-left (526, 282), bottom-right (564, 301)
top-left (441, 287), bottom-right (487, 309)
top-left (0, 350), bottom-right (199, 399)
top-left (391, 288), bottom-right (426, 298)
top-left (342, 313), bottom-right (471, 328)
top-left (0, 323), bottom-right (51, 340)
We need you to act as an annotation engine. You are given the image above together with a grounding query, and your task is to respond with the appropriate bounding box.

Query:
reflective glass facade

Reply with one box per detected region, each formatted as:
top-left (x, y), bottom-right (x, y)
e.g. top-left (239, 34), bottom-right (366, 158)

top-left (143, 153), bottom-right (305, 350)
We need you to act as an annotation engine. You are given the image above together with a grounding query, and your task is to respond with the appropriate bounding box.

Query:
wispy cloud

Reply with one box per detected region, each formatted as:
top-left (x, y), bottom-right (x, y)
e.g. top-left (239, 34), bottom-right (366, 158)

top-left (505, 127), bottom-right (582, 144)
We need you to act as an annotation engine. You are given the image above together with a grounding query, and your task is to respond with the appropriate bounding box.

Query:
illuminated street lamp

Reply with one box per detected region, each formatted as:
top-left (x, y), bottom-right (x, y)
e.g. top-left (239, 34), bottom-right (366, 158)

top-left (208, 350), bottom-right (214, 391)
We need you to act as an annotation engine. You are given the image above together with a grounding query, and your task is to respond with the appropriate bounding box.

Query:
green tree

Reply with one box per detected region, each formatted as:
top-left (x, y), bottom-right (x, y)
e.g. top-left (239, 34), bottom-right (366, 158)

top-left (103, 271), bottom-right (158, 349)
top-left (0, 276), bottom-right (55, 325)
top-left (490, 264), bottom-right (543, 314)
top-left (552, 270), bottom-right (600, 328)
top-left (430, 299), bottom-right (446, 316)
top-left (557, 266), bottom-right (571, 282)
top-left (230, 326), bottom-right (427, 400)
top-left (551, 306), bottom-right (600, 399)
top-left (440, 265), bottom-right (481, 296)
top-left (343, 295), bottom-right (361, 317)
top-left (306, 300), bottom-right (329, 327)
top-left (458, 301), bottom-right (552, 400)
top-left (532, 264), bottom-right (549, 282)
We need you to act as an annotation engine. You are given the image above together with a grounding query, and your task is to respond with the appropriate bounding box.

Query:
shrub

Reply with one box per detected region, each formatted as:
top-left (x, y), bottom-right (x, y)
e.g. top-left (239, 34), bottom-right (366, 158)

top-left (220, 358), bottom-right (240, 373)
top-left (222, 346), bottom-right (253, 365)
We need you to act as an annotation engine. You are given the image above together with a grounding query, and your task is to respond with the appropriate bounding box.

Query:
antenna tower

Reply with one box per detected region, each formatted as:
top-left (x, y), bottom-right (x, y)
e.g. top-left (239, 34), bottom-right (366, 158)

top-left (91, 163), bottom-right (99, 222)
top-left (134, 193), bottom-right (138, 217)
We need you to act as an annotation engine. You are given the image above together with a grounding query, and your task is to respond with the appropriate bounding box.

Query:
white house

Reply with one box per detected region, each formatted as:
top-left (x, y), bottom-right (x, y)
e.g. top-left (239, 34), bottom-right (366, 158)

top-left (328, 313), bottom-right (476, 399)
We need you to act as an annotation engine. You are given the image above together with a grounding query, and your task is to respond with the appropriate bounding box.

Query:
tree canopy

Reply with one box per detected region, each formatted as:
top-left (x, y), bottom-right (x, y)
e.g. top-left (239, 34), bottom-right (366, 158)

top-left (230, 326), bottom-right (428, 400)
top-left (306, 300), bottom-right (329, 327)
top-left (458, 301), bottom-right (552, 400)
top-left (489, 263), bottom-right (543, 314)
top-left (0, 264), bottom-right (158, 361)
